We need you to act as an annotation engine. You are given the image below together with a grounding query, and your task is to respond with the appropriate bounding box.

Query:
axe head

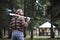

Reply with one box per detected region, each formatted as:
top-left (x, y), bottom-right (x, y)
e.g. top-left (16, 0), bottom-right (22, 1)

top-left (7, 9), bottom-right (12, 15)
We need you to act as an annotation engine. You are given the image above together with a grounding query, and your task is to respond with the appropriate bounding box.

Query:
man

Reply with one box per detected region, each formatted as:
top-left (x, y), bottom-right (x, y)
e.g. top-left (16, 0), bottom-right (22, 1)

top-left (9, 9), bottom-right (30, 40)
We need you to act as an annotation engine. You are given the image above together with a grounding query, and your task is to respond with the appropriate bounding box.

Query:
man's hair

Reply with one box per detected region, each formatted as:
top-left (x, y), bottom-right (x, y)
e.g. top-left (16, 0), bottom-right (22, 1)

top-left (16, 9), bottom-right (24, 15)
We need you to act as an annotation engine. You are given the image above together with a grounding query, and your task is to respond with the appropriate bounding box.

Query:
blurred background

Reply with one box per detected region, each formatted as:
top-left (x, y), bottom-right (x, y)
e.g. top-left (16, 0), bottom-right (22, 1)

top-left (0, 0), bottom-right (60, 40)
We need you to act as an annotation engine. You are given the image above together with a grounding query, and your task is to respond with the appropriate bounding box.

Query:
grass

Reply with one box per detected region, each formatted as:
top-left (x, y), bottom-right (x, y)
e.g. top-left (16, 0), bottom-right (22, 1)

top-left (25, 35), bottom-right (60, 40)
top-left (0, 38), bottom-right (60, 40)
top-left (25, 38), bottom-right (60, 40)
top-left (0, 35), bottom-right (60, 40)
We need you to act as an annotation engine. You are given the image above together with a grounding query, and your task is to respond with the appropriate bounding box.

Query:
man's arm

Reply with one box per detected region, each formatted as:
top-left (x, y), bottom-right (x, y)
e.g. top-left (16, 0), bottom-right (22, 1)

top-left (24, 17), bottom-right (30, 27)
top-left (20, 17), bottom-right (30, 27)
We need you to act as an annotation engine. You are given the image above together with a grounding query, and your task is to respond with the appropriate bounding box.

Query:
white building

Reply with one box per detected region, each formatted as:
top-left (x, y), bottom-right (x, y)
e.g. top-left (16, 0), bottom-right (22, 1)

top-left (38, 22), bottom-right (58, 36)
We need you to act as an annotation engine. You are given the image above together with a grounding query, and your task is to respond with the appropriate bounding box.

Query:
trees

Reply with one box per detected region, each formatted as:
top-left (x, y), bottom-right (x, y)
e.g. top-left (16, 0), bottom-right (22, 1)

top-left (0, 0), bottom-right (24, 37)
top-left (1, 0), bottom-right (60, 38)
top-left (47, 0), bottom-right (60, 38)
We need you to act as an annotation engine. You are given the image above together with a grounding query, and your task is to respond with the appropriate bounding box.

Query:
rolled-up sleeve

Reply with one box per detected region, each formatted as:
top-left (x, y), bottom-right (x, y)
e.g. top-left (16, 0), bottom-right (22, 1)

top-left (21, 20), bottom-right (28, 27)
top-left (24, 22), bottom-right (28, 27)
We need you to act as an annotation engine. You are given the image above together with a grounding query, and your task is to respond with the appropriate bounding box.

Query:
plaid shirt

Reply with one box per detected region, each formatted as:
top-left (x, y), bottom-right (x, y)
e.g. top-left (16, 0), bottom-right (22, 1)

top-left (9, 17), bottom-right (28, 33)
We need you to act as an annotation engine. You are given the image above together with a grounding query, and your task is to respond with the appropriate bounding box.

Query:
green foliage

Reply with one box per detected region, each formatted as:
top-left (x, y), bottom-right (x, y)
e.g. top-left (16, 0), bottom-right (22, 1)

top-left (16, 0), bottom-right (24, 10)
top-left (0, 0), bottom-right (51, 30)
top-left (55, 20), bottom-right (60, 30)
top-left (0, 0), bottom-right (24, 29)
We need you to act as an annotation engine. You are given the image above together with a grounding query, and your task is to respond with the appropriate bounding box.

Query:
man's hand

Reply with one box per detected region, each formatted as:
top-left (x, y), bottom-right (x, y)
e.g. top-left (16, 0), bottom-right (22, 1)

top-left (26, 17), bottom-right (30, 23)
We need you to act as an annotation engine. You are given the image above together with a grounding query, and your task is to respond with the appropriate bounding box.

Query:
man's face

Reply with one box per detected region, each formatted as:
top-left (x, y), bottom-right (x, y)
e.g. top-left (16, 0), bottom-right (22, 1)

top-left (16, 9), bottom-right (24, 16)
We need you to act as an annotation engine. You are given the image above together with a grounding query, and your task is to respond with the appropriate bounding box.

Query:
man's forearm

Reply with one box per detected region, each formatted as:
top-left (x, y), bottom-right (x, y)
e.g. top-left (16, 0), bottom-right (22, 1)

top-left (23, 22), bottom-right (28, 27)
